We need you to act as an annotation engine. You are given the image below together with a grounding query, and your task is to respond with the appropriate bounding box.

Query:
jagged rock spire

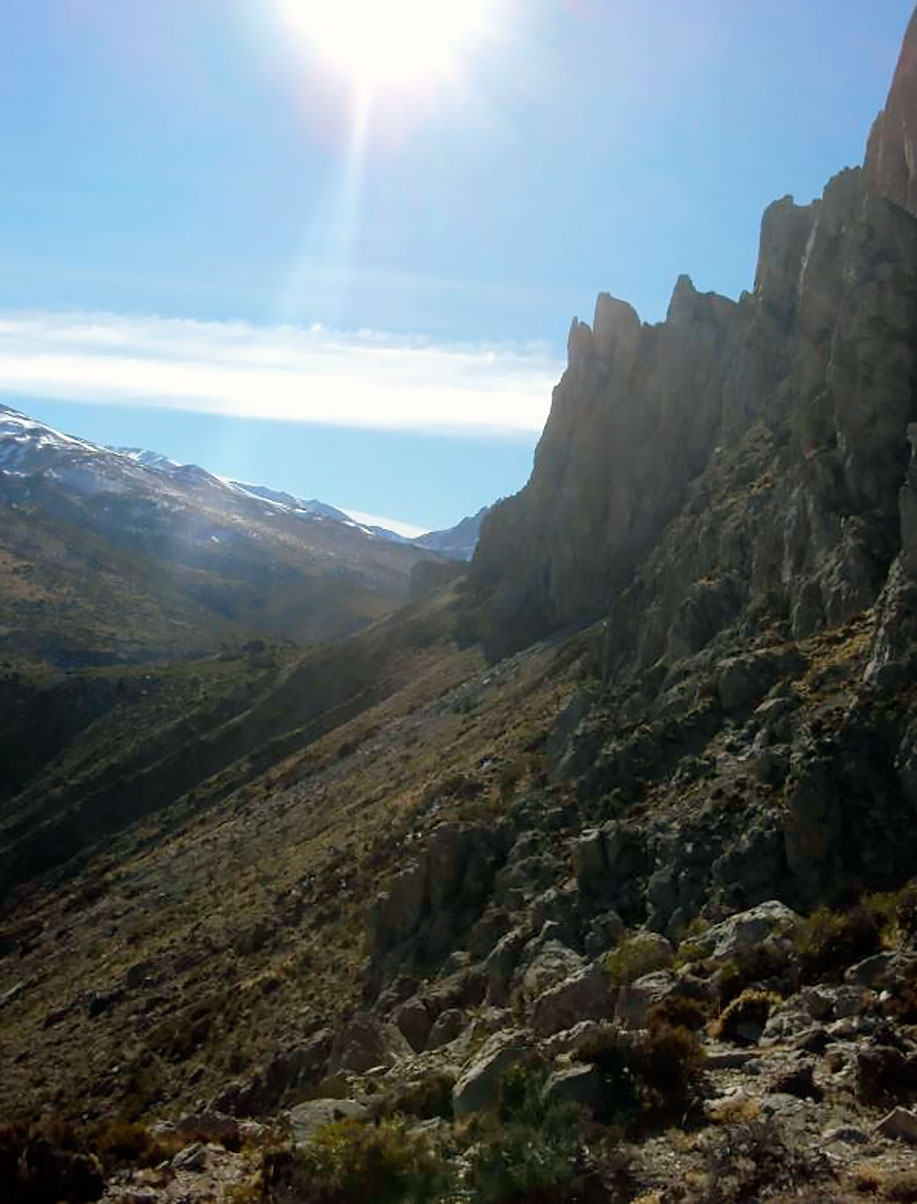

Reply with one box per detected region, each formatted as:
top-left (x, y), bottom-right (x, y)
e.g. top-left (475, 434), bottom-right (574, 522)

top-left (865, 4), bottom-right (917, 215)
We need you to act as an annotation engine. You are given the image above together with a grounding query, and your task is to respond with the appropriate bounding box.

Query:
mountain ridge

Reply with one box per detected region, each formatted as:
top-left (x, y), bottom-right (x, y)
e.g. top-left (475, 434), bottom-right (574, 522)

top-left (5, 9), bottom-right (917, 1202)
top-left (0, 401), bottom-right (439, 665)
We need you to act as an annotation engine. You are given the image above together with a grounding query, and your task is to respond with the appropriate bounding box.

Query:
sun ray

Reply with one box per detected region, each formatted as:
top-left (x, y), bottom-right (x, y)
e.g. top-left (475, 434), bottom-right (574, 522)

top-left (276, 0), bottom-right (496, 92)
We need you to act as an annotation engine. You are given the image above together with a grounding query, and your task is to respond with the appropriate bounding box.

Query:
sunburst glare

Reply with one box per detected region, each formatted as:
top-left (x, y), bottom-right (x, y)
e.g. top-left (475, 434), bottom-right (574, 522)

top-left (277, 0), bottom-right (496, 93)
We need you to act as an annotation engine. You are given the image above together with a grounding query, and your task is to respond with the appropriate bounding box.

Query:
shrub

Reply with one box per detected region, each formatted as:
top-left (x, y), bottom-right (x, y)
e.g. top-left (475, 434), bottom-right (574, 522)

top-left (705, 940), bottom-right (792, 1009)
top-left (866, 880), bottom-right (917, 945)
top-left (894, 881), bottom-right (917, 940)
top-left (0, 1118), bottom-right (104, 1204)
top-left (630, 1020), bottom-right (705, 1125)
top-left (646, 994), bottom-right (711, 1032)
top-left (467, 1064), bottom-right (583, 1203)
top-left (711, 990), bottom-right (781, 1046)
top-left (92, 1120), bottom-right (179, 1169)
top-left (498, 760), bottom-right (525, 803)
top-left (883, 1169), bottom-right (917, 1202)
top-left (602, 935), bottom-right (672, 986)
top-left (574, 1016), bottom-right (705, 1131)
top-left (793, 904), bottom-right (883, 983)
top-left (888, 975), bottom-right (917, 1024)
top-left (377, 1072), bottom-right (455, 1122)
top-left (693, 1118), bottom-right (831, 1202)
top-left (262, 1118), bottom-right (449, 1204)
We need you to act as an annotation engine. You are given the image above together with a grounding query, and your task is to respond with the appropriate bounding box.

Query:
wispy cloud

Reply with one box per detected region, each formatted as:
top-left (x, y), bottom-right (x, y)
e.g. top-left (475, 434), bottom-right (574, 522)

top-left (0, 311), bottom-right (561, 436)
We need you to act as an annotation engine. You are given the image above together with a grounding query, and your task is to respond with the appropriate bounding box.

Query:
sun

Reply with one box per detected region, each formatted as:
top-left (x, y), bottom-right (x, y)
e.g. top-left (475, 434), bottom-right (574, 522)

top-left (277, 0), bottom-right (495, 91)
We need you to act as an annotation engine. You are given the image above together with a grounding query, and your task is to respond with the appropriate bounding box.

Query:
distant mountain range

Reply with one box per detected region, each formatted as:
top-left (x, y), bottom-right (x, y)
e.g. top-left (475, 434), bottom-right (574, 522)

top-left (111, 440), bottom-right (490, 558)
top-left (0, 402), bottom-right (479, 665)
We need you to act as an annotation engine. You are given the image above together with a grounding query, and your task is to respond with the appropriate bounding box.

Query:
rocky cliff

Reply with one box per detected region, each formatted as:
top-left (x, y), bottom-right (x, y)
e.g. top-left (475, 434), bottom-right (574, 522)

top-left (470, 64), bottom-right (917, 676)
top-left (10, 11), bottom-right (917, 1203)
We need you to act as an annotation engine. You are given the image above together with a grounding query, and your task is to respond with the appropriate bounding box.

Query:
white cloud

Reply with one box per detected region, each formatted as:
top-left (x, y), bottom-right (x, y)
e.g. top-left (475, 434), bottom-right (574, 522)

top-left (0, 311), bottom-right (561, 436)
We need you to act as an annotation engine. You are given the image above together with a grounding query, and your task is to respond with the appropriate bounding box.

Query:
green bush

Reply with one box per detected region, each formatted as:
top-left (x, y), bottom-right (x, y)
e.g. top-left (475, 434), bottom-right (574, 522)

top-left (793, 903), bottom-right (883, 983)
top-left (865, 880), bottom-right (917, 944)
top-left (646, 994), bottom-right (710, 1032)
top-left (466, 1064), bottom-right (583, 1203)
top-left (574, 1016), bottom-right (705, 1131)
top-left (377, 1072), bottom-right (455, 1122)
top-left (262, 1118), bottom-right (449, 1204)
top-left (602, 934), bottom-right (672, 986)
top-left (92, 1119), bottom-right (180, 1170)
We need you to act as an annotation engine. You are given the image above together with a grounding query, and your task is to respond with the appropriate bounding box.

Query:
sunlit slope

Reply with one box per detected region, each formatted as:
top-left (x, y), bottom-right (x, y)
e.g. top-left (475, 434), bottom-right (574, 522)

top-left (0, 405), bottom-right (436, 666)
top-left (0, 582), bottom-right (473, 901)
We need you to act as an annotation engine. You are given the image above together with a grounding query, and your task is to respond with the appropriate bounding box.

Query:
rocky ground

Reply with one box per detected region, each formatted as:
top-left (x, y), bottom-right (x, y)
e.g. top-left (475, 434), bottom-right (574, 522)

top-left (3, 592), bottom-right (917, 1202)
top-left (43, 893), bottom-right (917, 1203)
top-left (6, 8), bottom-right (917, 1202)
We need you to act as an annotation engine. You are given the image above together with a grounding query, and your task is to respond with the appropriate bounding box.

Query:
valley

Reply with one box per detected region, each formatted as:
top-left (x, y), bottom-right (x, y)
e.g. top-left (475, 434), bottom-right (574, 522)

top-left (4, 7), bottom-right (917, 1203)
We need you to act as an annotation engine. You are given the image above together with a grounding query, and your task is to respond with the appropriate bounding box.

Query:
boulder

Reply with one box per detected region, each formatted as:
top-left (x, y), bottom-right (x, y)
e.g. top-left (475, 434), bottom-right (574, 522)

top-left (614, 971), bottom-right (677, 1029)
top-left (289, 1099), bottom-right (369, 1145)
top-left (542, 1063), bottom-right (607, 1115)
top-left (573, 829), bottom-right (607, 896)
top-left (762, 1007), bottom-right (818, 1043)
top-left (875, 1107), bottom-right (917, 1144)
top-left (844, 952), bottom-right (899, 989)
top-left (329, 1014), bottom-right (412, 1075)
top-left (427, 1008), bottom-right (465, 1051)
top-left (858, 1045), bottom-right (917, 1104)
top-left (584, 910), bottom-right (626, 958)
top-left (542, 1019), bottom-right (614, 1059)
top-left (693, 900), bottom-right (799, 960)
top-left (768, 1063), bottom-right (823, 1102)
top-left (452, 1030), bottom-right (533, 1118)
top-left (394, 998), bottom-right (434, 1054)
top-left (210, 1028), bottom-right (333, 1117)
top-left (368, 862), bottom-right (427, 956)
top-left (174, 1110), bottom-right (239, 1147)
top-left (822, 1126), bottom-right (871, 1145)
top-left (532, 963), bottom-right (614, 1037)
top-left (518, 939), bottom-right (585, 999)
top-left (172, 1143), bottom-right (207, 1171)
top-left (833, 986), bottom-right (873, 1019)
top-left (484, 928), bottom-right (529, 1006)
top-left (716, 651), bottom-right (804, 714)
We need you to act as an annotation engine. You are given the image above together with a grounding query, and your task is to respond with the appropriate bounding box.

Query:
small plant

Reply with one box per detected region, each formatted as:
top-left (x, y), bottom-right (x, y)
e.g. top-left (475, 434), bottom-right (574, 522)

top-left (706, 1094), bottom-right (760, 1125)
top-left (793, 903), bottom-right (883, 983)
top-left (627, 1019), bottom-right (705, 1127)
top-left (888, 974), bottom-right (917, 1024)
top-left (0, 1118), bottom-right (104, 1204)
top-left (377, 1071), bottom-right (455, 1122)
top-left (645, 994), bottom-right (710, 1032)
top-left (672, 916), bottom-right (712, 966)
top-left (574, 1015), bottom-right (705, 1131)
top-left (712, 989), bottom-right (781, 1046)
top-left (466, 1063), bottom-right (584, 1203)
top-left (865, 879), bottom-right (917, 946)
top-left (602, 934), bottom-right (672, 986)
top-left (693, 1118), bottom-right (832, 1202)
top-left (262, 1118), bottom-right (449, 1204)
top-left (92, 1119), bottom-right (180, 1169)
top-left (498, 760), bottom-right (525, 803)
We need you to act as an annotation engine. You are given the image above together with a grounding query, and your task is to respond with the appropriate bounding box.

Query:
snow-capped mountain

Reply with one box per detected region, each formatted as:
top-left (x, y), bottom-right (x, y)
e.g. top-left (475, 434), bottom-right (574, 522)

top-left (414, 506), bottom-right (490, 561)
top-left (0, 402), bottom-right (438, 665)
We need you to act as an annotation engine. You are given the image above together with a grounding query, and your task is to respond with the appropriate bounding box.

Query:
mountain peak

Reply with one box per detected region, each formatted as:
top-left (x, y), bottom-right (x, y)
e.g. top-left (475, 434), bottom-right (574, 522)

top-left (865, 3), bottom-right (917, 214)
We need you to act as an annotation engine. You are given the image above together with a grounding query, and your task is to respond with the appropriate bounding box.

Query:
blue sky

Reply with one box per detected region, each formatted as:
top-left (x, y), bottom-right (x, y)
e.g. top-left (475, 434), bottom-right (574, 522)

top-left (0, 0), bottom-right (913, 532)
